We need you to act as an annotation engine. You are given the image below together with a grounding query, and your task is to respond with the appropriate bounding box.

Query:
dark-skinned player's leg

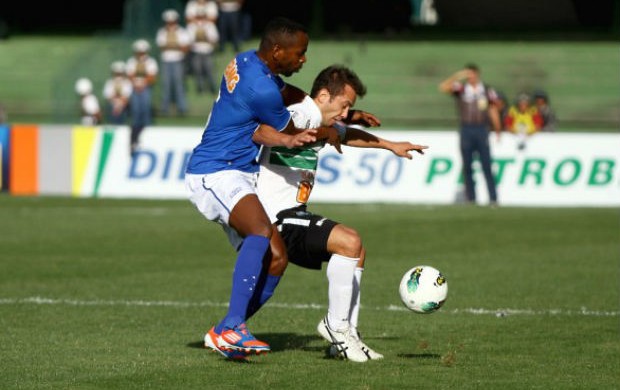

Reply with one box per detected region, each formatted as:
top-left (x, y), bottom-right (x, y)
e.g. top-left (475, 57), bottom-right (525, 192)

top-left (246, 225), bottom-right (289, 320)
top-left (214, 194), bottom-right (273, 354)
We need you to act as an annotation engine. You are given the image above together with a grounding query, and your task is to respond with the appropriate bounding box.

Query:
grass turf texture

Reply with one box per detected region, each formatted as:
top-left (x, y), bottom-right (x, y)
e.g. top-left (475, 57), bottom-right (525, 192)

top-left (0, 36), bottom-right (618, 130)
top-left (0, 195), bottom-right (618, 389)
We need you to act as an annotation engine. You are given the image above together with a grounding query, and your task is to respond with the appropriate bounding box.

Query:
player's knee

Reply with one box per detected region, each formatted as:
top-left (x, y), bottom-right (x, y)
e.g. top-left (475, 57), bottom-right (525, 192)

top-left (348, 234), bottom-right (363, 258)
top-left (255, 223), bottom-right (273, 239)
top-left (338, 227), bottom-right (363, 258)
top-left (243, 218), bottom-right (273, 239)
top-left (268, 228), bottom-right (288, 275)
top-left (268, 251), bottom-right (288, 276)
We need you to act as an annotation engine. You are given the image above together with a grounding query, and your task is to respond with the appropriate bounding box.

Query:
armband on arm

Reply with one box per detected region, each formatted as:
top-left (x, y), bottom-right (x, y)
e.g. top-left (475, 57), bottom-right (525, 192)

top-left (333, 121), bottom-right (347, 142)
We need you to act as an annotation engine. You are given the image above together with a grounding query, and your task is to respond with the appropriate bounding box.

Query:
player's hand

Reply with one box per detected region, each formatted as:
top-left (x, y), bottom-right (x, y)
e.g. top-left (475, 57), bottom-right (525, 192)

top-left (347, 110), bottom-right (381, 127)
top-left (285, 129), bottom-right (317, 148)
top-left (326, 126), bottom-right (343, 154)
top-left (391, 142), bottom-right (428, 159)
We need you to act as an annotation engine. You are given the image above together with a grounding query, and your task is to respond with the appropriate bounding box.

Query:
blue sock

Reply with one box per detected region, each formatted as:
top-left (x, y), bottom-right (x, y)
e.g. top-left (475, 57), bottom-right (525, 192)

top-left (246, 274), bottom-right (281, 320)
top-left (246, 268), bottom-right (268, 319)
top-left (215, 235), bottom-right (269, 333)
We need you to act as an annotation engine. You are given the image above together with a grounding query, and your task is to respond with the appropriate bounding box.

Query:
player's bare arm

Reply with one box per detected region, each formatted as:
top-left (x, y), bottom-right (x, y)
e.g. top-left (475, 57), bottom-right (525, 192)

top-left (313, 125), bottom-right (343, 154)
top-left (343, 127), bottom-right (428, 159)
top-left (253, 123), bottom-right (317, 148)
top-left (387, 141), bottom-right (428, 159)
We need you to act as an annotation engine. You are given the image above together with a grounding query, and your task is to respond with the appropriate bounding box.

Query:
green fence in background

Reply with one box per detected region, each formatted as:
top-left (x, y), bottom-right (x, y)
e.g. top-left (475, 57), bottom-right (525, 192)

top-left (1, 37), bottom-right (618, 130)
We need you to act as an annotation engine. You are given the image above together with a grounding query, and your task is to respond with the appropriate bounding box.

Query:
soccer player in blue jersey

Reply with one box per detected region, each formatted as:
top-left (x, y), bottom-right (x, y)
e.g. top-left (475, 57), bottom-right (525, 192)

top-left (184, 17), bottom-right (340, 360)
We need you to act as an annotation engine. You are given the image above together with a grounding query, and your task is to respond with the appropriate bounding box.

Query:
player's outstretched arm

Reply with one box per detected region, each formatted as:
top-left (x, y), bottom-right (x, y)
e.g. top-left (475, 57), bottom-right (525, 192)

top-left (280, 119), bottom-right (344, 154)
top-left (343, 127), bottom-right (428, 159)
top-left (253, 123), bottom-right (317, 148)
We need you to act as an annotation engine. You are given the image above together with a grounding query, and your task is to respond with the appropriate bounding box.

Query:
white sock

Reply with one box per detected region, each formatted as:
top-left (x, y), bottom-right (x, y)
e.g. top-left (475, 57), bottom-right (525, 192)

top-left (326, 254), bottom-right (359, 331)
top-left (349, 267), bottom-right (363, 330)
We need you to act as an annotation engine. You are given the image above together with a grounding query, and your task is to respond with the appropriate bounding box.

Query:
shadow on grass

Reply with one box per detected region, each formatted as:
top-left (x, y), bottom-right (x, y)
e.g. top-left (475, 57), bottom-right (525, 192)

top-left (187, 333), bottom-right (325, 353)
top-left (397, 353), bottom-right (441, 359)
top-left (188, 334), bottom-right (444, 362)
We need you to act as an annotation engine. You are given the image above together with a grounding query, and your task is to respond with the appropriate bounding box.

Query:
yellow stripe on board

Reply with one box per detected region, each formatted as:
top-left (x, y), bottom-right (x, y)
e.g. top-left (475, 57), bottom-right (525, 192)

top-left (72, 126), bottom-right (98, 196)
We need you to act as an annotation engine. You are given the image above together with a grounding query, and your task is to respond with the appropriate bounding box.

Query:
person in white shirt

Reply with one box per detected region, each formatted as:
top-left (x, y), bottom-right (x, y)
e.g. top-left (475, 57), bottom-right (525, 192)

top-left (216, 0), bottom-right (243, 53)
top-left (155, 9), bottom-right (191, 116)
top-left (75, 78), bottom-right (101, 126)
top-left (102, 61), bottom-right (132, 125)
top-left (186, 9), bottom-right (220, 94)
top-left (125, 39), bottom-right (158, 155)
top-left (185, 0), bottom-right (218, 24)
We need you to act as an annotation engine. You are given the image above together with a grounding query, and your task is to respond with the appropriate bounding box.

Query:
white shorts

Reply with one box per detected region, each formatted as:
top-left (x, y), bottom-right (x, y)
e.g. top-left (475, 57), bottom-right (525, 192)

top-left (185, 170), bottom-right (256, 250)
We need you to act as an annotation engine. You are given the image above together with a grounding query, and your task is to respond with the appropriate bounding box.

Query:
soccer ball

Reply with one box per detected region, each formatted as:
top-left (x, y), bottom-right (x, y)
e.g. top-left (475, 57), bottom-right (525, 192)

top-left (399, 265), bottom-right (448, 314)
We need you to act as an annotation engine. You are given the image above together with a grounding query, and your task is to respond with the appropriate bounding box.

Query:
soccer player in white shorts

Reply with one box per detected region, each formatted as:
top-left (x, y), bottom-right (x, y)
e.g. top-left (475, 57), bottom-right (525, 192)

top-left (184, 18), bottom-right (324, 360)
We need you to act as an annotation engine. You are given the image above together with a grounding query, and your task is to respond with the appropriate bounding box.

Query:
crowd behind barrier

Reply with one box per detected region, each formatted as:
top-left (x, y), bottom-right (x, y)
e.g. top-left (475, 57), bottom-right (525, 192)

top-left (72, 1), bottom-right (250, 155)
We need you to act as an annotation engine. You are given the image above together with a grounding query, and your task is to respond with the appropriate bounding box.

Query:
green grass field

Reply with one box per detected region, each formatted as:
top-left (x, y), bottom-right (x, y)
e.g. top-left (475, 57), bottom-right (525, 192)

top-left (0, 36), bottom-right (618, 130)
top-left (1, 195), bottom-right (618, 389)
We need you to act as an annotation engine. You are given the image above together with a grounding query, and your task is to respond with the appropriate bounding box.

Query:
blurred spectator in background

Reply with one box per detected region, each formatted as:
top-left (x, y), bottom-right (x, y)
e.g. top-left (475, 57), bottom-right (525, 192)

top-left (410, 0), bottom-right (439, 25)
top-left (75, 77), bottom-right (101, 126)
top-left (126, 39), bottom-right (158, 155)
top-left (439, 63), bottom-right (501, 206)
top-left (504, 92), bottom-right (543, 151)
top-left (495, 90), bottom-right (509, 130)
top-left (102, 61), bottom-right (133, 125)
top-left (185, 0), bottom-right (219, 24)
top-left (186, 9), bottom-right (220, 95)
top-left (532, 89), bottom-right (557, 132)
top-left (156, 9), bottom-right (191, 117)
top-left (239, 0), bottom-right (252, 41)
top-left (184, 0), bottom-right (219, 82)
top-left (216, 0), bottom-right (243, 53)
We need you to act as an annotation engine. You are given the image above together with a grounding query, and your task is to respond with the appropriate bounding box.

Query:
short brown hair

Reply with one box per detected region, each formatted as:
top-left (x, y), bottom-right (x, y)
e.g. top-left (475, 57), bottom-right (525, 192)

top-left (310, 65), bottom-right (367, 99)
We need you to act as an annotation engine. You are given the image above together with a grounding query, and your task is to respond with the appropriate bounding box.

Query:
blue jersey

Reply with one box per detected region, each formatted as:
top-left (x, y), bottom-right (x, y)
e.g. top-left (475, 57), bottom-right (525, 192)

top-left (186, 50), bottom-right (292, 174)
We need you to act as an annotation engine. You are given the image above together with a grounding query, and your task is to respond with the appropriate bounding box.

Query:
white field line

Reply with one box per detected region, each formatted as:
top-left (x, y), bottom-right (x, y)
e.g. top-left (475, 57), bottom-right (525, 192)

top-left (0, 296), bottom-right (618, 317)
